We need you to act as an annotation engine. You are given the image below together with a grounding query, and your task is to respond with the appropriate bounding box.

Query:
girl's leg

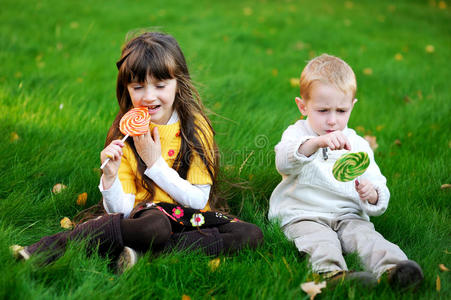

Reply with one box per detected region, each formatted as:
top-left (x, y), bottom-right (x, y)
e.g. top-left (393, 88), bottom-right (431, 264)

top-left (216, 221), bottom-right (264, 253)
top-left (120, 208), bottom-right (172, 252)
top-left (163, 221), bottom-right (263, 256)
top-left (23, 213), bottom-right (123, 263)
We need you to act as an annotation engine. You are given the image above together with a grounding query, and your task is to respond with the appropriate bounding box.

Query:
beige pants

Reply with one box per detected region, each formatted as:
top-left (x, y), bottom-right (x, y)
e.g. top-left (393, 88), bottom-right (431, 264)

top-left (283, 217), bottom-right (408, 278)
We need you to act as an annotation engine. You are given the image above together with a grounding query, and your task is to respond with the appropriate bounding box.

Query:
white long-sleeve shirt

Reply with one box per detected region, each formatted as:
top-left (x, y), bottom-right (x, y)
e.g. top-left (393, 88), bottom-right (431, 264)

top-left (268, 120), bottom-right (390, 227)
top-left (99, 111), bottom-right (211, 218)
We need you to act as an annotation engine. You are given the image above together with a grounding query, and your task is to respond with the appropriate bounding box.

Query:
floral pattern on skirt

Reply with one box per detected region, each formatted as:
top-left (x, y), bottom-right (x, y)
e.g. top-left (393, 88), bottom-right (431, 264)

top-left (131, 202), bottom-right (239, 228)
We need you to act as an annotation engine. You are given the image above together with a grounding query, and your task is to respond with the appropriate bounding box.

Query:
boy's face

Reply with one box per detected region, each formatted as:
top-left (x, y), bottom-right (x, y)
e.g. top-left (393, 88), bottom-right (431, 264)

top-left (295, 82), bottom-right (356, 136)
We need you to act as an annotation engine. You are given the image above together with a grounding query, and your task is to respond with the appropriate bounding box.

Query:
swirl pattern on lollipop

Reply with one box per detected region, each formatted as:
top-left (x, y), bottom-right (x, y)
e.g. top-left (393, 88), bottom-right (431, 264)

top-left (119, 107), bottom-right (151, 136)
top-left (332, 152), bottom-right (370, 182)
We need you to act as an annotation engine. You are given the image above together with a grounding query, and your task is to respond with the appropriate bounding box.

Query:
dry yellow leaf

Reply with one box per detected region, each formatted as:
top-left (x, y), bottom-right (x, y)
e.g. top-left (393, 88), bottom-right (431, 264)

top-left (441, 184), bottom-right (451, 189)
top-left (208, 257), bottom-right (221, 272)
top-left (439, 264), bottom-right (449, 272)
top-left (272, 69), bottom-right (278, 77)
top-left (363, 68), bottom-right (373, 75)
top-left (364, 135), bottom-right (379, 151)
top-left (395, 53), bottom-right (403, 61)
top-left (436, 275), bottom-right (441, 292)
top-left (300, 281), bottom-right (327, 300)
top-left (181, 295), bottom-right (191, 300)
top-left (60, 217), bottom-right (73, 229)
top-left (52, 183), bottom-right (67, 194)
top-left (77, 192), bottom-right (88, 206)
top-left (425, 45), bottom-right (435, 53)
top-left (10, 132), bottom-right (19, 142)
top-left (290, 78), bottom-right (300, 87)
top-left (438, 1), bottom-right (447, 9)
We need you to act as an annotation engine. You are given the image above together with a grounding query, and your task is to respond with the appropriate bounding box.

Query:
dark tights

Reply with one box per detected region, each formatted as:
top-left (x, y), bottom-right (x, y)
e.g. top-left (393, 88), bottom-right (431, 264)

top-left (120, 209), bottom-right (263, 254)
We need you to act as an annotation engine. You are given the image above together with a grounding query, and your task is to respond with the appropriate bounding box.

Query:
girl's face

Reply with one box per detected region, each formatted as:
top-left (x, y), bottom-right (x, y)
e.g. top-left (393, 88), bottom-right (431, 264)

top-left (127, 75), bottom-right (177, 125)
top-left (296, 82), bottom-right (356, 136)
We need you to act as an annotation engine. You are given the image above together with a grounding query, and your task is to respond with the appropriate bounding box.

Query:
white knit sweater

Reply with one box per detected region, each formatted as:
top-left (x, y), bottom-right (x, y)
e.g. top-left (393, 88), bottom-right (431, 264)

top-left (268, 120), bottom-right (390, 227)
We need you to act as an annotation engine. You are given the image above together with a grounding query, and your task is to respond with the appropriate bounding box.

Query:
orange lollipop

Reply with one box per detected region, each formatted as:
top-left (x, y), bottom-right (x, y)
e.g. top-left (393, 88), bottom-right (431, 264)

top-left (100, 107), bottom-right (151, 169)
top-left (119, 107), bottom-right (151, 136)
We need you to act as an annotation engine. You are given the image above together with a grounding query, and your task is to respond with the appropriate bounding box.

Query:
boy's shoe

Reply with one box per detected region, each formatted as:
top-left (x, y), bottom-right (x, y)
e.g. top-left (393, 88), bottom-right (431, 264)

top-left (324, 270), bottom-right (378, 288)
top-left (10, 245), bottom-right (31, 260)
top-left (116, 246), bottom-right (138, 273)
top-left (387, 260), bottom-right (423, 290)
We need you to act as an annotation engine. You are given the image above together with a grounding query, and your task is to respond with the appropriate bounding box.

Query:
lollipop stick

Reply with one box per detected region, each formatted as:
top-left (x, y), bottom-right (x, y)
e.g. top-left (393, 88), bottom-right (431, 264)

top-left (100, 134), bottom-right (129, 170)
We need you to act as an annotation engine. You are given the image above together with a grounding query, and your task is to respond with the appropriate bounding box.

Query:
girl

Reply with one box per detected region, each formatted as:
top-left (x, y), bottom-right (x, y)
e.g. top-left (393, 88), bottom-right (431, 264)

top-left (12, 31), bottom-right (263, 270)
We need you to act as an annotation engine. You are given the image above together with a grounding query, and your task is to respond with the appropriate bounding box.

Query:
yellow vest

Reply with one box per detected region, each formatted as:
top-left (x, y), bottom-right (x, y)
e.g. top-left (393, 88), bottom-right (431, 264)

top-left (118, 115), bottom-right (213, 211)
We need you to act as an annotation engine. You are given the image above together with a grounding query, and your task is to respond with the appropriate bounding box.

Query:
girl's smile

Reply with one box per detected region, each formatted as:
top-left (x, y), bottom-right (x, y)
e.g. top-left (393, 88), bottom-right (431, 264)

top-left (127, 76), bottom-right (177, 125)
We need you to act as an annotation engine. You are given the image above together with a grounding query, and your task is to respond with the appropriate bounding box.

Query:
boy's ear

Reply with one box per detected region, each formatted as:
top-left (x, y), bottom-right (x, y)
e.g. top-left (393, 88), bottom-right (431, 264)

top-left (295, 97), bottom-right (308, 116)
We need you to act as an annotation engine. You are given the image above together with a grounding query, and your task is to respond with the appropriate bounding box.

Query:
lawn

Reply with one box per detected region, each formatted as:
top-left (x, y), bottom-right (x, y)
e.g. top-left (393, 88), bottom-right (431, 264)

top-left (1, 0), bottom-right (450, 299)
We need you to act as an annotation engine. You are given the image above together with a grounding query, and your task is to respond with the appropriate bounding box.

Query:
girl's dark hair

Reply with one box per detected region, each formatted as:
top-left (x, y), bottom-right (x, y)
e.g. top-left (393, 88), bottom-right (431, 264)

top-left (75, 32), bottom-right (225, 223)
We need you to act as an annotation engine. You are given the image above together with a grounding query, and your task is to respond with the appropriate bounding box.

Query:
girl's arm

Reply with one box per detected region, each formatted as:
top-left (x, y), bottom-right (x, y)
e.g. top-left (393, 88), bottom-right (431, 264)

top-left (144, 157), bottom-right (211, 209)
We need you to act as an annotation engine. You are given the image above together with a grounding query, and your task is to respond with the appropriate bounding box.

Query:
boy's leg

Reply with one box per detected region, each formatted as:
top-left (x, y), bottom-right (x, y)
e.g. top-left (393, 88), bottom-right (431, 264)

top-left (337, 219), bottom-right (408, 277)
top-left (283, 220), bottom-right (347, 273)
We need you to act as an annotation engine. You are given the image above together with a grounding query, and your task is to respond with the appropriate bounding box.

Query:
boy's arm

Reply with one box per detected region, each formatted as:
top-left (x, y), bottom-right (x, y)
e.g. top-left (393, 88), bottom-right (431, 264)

top-left (275, 123), bottom-right (318, 175)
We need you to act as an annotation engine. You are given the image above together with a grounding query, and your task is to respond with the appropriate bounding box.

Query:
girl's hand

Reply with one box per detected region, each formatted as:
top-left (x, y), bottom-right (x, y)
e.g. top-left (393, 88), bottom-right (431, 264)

top-left (134, 127), bottom-right (161, 168)
top-left (355, 179), bottom-right (378, 205)
top-left (316, 131), bottom-right (351, 151)
top-left (100, 139), bottom-right (125, 188)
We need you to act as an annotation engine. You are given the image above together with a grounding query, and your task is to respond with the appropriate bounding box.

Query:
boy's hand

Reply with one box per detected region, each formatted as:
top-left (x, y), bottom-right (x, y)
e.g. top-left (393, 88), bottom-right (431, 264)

top-left (133, 127), bottom-right (161, 168)
top-left (355, 179), bottom-right (378, 205)
top-left (101, 139), bottom-right (125, 189)
top-left (298, 131), bottom-right (351, 157)
top-left (316, 131), bottom-right (351, 151)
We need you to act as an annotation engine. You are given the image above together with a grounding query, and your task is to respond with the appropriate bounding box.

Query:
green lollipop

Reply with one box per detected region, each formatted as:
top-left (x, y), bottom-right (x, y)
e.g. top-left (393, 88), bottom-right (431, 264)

top-left (332, 152), bottom-right (370, 182)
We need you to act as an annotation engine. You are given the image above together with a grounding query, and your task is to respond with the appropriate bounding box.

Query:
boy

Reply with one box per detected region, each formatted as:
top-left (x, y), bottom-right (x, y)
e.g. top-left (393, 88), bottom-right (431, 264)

top-left (268, 54), bottom-right (423, 289)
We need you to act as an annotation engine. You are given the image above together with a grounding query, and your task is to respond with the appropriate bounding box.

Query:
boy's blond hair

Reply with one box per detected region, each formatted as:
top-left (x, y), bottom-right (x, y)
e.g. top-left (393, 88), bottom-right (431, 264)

top-left (300, 54), bottom-right (356, 101)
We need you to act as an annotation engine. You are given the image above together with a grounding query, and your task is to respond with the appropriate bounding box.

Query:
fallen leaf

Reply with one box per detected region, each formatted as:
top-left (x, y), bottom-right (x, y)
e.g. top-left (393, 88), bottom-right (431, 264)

top-left (376, 125), bottom-right (385, 132)
top-left (417, 90), bottom-right (423, 100)
top-left (52, 183), bottom-right (67, 194)
top-left (403, 95), bottom-right (412, 103)
top-left (272, 69), bottom-right (278, 76)
top-left (301, 281), bottom-right (327, 299)
top-left (438, 1), bottom-right (447, 9)
top-left (60, 217), bottom-right (73, 229)
top-left (395, 53), bottom-right (403, 61)
top-left (436, 275), bottom-right (441, 292)
top-left (364, 135), bottom-right (379, 151)
top-left (208, 257), bottom-right (221, 272)
top-left (243, 7), bottom-right (253, 16)
top-left (290, 78), bottom-right (300, 87)
top-left (70, 21), bottom-right (79, 29)
top-left (355, 125), bottom-right (365, 133)
top-left (77, 192), bottom-right (88, 206)
top-left (425, 45), bottom-right (435, 53)
top-left (181, 295), bottom-right (191, 300)
top-left (441, 184), bottom-right (451, 189)
top-left (394, 139), bottom-right (402, 146)
top-left (363, 68), bottom-right (373, 75)
top-left (10, 132), bottom-right (19, 142)
top-left (439, 264), bottom-right (449, 272)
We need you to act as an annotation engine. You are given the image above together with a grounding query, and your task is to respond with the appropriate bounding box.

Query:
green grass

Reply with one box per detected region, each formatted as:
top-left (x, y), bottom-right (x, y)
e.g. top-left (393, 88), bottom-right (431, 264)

top-left (1, 0), bottom-right (450, 299)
